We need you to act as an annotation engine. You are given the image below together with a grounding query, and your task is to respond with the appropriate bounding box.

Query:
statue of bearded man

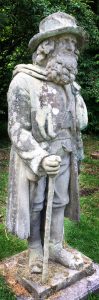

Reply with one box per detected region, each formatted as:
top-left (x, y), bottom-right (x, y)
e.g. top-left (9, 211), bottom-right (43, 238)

top-left (6, 12), bottom-right (88, 273)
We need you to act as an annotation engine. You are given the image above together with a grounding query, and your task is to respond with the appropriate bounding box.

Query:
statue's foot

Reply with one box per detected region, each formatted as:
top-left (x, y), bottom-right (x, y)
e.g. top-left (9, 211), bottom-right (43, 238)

top-left (29, 247), bottom-right (43, 274)
top-left (49, 243), bottom-right (84, 270)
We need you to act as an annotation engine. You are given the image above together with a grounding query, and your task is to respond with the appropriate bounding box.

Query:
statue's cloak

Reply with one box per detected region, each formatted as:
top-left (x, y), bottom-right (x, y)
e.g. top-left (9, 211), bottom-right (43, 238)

top-left (6, 64), bottom-right (88, 239)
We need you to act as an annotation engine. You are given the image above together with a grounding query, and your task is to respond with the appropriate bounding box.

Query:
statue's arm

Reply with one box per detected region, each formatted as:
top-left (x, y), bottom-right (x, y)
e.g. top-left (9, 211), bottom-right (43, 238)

top-left (74, 82), bottom-right (88, 131)
top-left (73, 82), bottom-right (88, 171)
top-left (7, 74), bottom-right (48, 176)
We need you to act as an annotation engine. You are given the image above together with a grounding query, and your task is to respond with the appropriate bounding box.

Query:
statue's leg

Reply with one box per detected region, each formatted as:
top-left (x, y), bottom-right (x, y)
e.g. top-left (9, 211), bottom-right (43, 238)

top-left (28, 211), bottom-right (43, 273)
top-left (49, 207), bottom-right (83, 269)
top-left (28, 177), bottom-right (46, 273)
top-left (49, 152), bottom-right (84, 270)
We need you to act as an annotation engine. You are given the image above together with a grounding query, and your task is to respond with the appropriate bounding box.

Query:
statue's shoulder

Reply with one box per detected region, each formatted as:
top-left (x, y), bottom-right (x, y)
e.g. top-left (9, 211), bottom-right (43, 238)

top-left (8, 64), bottom-right (38, 90)
top-left (7, 72), bottom-right (28, 96)
top-left (7, 64), bottom-right (44, 99)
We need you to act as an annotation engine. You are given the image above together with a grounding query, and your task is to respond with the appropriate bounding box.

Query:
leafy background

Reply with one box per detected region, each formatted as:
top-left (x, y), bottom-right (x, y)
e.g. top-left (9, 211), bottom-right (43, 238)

top-left (0, 0), bottom-right (99, 134)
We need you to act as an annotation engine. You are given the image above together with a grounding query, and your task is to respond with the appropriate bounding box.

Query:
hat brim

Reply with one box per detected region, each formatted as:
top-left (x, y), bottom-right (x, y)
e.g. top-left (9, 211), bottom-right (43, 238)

top-left (28, 26), bottom-right (88, 52)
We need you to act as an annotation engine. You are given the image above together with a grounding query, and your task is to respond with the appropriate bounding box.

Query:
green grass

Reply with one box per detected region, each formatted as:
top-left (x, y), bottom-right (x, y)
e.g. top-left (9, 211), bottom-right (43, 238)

top-left (88, 295), bottom-right (99, 300)
top-left (0, 143), bottom-right (27, 299)
top-left (0, 170), bottom-right (27, 261)
top-left (64, 135), bottom-right (99, 299)
top-left (0, 224), bottom-right (27, 261)
top-left (0, 276), bottom-right (16, 300)
top-left (64, 135), bottom-right (99, 265)
top-left (0, 160), bottom-right (27, 261)
top-left (0, 134), bottom-right (99, 299)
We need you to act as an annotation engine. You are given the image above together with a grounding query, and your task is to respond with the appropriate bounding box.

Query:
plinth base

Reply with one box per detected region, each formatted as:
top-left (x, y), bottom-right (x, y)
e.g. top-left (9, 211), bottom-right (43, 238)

top-left (0, 250), bottom-right (98, 300)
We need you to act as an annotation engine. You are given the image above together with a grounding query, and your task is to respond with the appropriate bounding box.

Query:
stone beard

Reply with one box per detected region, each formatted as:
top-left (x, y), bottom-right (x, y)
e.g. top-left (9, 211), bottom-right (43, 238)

top-left (33, 36), bottom-right (79, 85)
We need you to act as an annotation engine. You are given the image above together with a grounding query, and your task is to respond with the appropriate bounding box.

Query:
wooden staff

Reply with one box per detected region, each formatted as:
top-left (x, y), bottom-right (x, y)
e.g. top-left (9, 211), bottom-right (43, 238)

top-left (42, 176), bottom-right (55, 284)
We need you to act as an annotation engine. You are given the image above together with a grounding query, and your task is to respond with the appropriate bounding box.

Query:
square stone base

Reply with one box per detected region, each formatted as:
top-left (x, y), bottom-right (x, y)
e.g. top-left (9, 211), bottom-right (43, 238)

top-left (0, 249), bottom-right (97, 299)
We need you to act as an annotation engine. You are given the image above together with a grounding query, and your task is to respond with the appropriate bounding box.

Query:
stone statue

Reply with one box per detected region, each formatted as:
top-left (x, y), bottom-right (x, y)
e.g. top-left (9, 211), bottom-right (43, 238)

top-left (7, 12), bottom-right (88, 274)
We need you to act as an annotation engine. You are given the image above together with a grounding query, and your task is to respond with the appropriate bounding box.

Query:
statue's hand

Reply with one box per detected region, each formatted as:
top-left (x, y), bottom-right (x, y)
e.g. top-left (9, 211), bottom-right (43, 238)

top-left (42, 155), bottom-right (61, 176)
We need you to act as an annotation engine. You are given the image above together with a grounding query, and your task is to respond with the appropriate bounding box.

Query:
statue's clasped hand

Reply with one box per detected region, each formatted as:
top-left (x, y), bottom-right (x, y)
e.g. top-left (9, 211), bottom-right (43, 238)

top-left (42, 155), bottom-right (61, 177)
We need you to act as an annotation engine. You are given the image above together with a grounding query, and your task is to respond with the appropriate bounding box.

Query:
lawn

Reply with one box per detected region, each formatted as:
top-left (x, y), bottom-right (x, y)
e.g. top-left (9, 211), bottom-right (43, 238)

top-left (0, 140), bottom-right (27, 261)
top-left (0, 135), bottom-right (99, 299)
top-left (64, 135), bottom-right (99, 263)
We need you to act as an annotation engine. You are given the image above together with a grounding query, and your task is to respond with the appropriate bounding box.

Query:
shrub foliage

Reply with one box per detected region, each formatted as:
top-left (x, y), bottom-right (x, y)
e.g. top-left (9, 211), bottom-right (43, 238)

top-left (0, 0), bottom-right (99, 132)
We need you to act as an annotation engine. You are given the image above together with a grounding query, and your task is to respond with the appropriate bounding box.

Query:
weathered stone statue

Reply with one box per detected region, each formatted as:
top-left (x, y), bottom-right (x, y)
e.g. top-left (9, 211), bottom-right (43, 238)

top-left (7, 12), bottom-right (88, 274)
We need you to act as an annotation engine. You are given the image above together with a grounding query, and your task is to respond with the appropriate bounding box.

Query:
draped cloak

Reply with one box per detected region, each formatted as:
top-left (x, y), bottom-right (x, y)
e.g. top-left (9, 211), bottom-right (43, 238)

top-left (6, 64), bottom-right (88, 239)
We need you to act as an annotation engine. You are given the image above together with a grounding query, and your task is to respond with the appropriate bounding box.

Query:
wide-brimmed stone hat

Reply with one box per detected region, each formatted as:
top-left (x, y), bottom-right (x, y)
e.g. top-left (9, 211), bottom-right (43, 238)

top-left (28, 12), bottom-right (88, 52)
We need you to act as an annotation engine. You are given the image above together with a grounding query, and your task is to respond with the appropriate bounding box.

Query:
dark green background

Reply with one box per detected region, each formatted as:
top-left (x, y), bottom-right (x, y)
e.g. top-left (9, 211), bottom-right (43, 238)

top-left (0, 0), bottom-right (99, 135)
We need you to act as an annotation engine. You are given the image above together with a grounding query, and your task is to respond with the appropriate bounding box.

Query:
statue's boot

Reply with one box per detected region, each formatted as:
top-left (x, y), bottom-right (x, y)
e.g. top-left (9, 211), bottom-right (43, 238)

top-left (28, 211), bottom-right (43, 273)
top-left (49, 207), bottom-right (84, 270)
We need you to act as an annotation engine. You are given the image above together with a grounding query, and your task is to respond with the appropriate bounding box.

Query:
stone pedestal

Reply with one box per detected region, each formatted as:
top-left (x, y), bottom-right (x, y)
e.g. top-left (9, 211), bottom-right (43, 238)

top-left (0, 250), bottom-right (99, 300)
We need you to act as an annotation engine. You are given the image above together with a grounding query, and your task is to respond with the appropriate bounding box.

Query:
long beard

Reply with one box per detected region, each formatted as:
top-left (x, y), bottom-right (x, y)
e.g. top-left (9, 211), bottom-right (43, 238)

top-left (46, 54), bottom-right (78, 85)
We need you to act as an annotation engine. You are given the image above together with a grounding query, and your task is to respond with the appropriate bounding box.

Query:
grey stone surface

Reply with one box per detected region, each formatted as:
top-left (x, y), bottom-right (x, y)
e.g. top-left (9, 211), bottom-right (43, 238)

top-left (16, 263), bottom-right (99, 300)
top-left (0, 250), bottom-right (98, 300)
top-left (17, 252), bottom-right (94, 299)
top-left (49, 263), bottom-right (99, 300)
top-left (7, 11), bottom-right (88, 282)
top-left (28, 12), bottom-right (88, 52)
top-left (16, 297), bottom-right (33, 300)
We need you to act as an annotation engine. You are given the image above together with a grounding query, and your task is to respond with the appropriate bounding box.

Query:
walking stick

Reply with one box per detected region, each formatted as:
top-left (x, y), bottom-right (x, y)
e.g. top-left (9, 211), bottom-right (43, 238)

top-left (42, 176), bottom-right (55, 284)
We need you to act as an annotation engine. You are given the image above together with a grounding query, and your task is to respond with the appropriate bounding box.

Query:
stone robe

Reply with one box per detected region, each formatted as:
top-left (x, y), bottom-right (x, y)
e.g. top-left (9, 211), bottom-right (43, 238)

top-left (6, 64), bottom-right (88, 239)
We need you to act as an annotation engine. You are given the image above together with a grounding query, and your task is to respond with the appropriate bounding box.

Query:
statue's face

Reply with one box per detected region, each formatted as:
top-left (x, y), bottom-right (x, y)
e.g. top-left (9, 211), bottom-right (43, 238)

top-left (46, 34), bottom-right (79, 85)
top-left (57, 35), bottom-right (78, 54)
top-left (58, 35), bottom-right (79, 81)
